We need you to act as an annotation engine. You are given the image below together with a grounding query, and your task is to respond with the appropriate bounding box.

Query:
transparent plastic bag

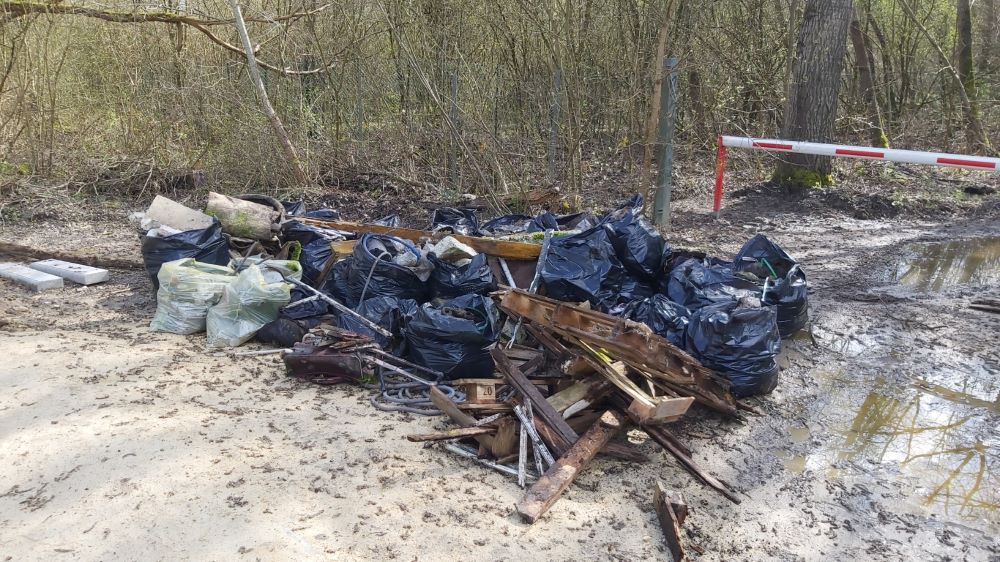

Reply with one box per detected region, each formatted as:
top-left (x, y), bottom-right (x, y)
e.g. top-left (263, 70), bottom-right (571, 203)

top-left (150, 258), bottom-right (236, 335)
top-left (206, 262), bottom-right (301, 347)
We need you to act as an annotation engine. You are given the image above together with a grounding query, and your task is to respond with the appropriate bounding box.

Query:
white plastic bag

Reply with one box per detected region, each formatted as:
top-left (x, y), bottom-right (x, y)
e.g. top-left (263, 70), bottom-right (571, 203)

top-left (150, 258), bottom-right (236, 335)
top-left (206, 261), bottom-right (301, 347)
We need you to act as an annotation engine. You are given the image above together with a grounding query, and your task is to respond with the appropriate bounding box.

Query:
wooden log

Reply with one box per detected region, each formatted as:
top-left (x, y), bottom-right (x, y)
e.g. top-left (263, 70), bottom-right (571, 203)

top-left (654, 481), bottom-right (687, 562)
top-left (406, 426), bottom-right (496, 442)
top-left (516, 410), bottom-right (625, 523)
top-left (492, 348), bottom-right (578, 456)
top-left (301, 218), bottom-right (541, 260)
top-left (206, 191), bottom-right (278, 240)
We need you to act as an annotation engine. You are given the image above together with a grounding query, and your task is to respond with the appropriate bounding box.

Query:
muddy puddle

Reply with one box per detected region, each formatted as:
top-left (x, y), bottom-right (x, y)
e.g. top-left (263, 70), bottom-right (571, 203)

top-left (784, 363), bottom-right (999, 531)
top-left (894, 236), bottom-right (1000, 291)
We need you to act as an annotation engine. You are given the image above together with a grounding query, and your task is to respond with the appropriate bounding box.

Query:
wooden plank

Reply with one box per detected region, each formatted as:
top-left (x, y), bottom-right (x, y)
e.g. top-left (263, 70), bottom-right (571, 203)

top-left (302, 218), bottom-right (541, 260)
top-left (654, 481), bottom-right (687, 562)
top-left (545, 375), bottom-right (611, 413)
top-left (516, 410), bottom-right (625, 523)
top-left (492, 348), bottom-right (578, 456)
top-left (405, 426), bottom-right (495, 442)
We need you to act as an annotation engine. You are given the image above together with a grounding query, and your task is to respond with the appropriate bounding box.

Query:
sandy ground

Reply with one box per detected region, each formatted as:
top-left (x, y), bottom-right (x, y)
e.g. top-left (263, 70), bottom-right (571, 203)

top-left (1, 188), bottom-right (998, 561)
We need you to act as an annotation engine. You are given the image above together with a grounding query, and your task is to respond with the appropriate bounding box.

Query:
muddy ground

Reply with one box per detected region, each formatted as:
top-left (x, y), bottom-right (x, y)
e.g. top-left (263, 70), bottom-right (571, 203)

top-left (0, 173), bottom-right (998, 561)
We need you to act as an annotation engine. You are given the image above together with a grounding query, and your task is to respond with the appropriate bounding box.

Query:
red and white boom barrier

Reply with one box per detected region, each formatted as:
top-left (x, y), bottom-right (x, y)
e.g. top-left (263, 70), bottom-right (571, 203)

top-left (712, 135), bottom-right (1000, 213)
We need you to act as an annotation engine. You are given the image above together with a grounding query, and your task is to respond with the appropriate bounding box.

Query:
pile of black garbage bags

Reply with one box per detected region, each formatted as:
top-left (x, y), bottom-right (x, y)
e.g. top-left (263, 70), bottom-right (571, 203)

top-left (140, 195), bottom-right (807, 398)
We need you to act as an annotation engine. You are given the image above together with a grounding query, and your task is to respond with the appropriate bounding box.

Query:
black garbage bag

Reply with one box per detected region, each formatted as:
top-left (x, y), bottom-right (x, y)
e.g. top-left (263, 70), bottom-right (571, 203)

top-left (733, 234), bottom-right (808, 336)
top-left (281, 286), bottom-right (330, 320)
top-left (403, 293), bottom-right (498, 380)
top-left (620, 294), bottom-right (690, 348)
top-left (685, 300), bottom-right (781, 398)
top-left (338, 296), bottom-right (418, 350)
top-left (540, 226), bottom-right (625, 311)
top-left (373, 214), bottom-right (401, 227)
top-left (429, 253), bottom-right (497, 299)
top-left (527, 211), bottom-right (559, 232)
top-left (303, 208), bottom-right (340, 220)
top-left (604, 209), bottom-right (669, 280)
top-left (527, 211), bottom-right (599, 233)
top-left (431, 208), bottom-right (480, 235)
top-left (282, 200), bottom-right (307, 216)
top-left (666, 258), bottom-right (761, 311)
top-left (480, 214), bottom-right (533, 236)
top-left (256, 314), bottom-right (334, 347)
top-left (141, 220), bottom-right (230, 290)
top-left (346, 233), bottom-right (430, 304)
top-left (282, 221), bottom-right (342, 285)
top-left (322, 257), bottom-right (356, 308)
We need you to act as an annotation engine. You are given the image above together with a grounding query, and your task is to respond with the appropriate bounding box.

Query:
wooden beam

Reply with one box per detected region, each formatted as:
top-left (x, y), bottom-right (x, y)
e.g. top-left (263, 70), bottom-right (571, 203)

top-left (492, 348), bottom-right (578, 455)
top-left (654, 481), bottom-right (688, 562)
top-left (301, 218), bottom-right (542, 260)
top-left (406, 426), bottom-right (496, 442)
top-left (516, 410), bottom-right (625, 523)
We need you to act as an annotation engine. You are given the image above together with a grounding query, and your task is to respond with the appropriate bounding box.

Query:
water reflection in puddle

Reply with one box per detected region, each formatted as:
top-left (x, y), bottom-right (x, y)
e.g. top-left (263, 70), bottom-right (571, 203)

top-left (895, 236), bottom-right (1000, 291)
top-left (787, 369), bottom-right (999, 528)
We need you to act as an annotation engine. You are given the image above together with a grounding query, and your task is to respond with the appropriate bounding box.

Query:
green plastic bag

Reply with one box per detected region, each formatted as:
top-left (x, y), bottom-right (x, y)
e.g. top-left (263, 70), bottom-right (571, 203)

top-left (206, 261), bottom-right (301, 347)
top-left (150, 258), bottom-right (236, 335)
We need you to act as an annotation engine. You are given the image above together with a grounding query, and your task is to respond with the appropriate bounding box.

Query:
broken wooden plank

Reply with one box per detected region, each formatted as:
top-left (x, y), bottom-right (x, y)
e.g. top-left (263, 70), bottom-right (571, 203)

top-left (501, 289), bottom-right (741, 416)
top-left (492, 347), bottom-right (578, 456)
top-left (301, 218), bottom-right (541, 260)
top-left (573, 340), bottom-right (693, 424)
top-left (535, 414), bottom-right (647, 464)
top-left (405, 426), bottom-right (495, 442)
top-left (516, 410), bottom-right (625, 523)
top-left (654, 481), bottom-right (687, 562)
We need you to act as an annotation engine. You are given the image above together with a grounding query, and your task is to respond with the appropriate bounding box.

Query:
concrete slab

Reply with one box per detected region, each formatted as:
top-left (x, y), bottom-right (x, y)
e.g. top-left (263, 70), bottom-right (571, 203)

top-left (0, 263), bottom-right (64, 291)
top-left (145, 195), bottom-right (213, 231)
top-left (29, 259), bottom-right (109, 285)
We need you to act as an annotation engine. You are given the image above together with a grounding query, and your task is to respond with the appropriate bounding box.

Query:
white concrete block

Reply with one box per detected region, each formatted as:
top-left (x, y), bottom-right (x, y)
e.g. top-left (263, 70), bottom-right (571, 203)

top-left (0, 263), bottom-right (64, 291)
top-left (29, 259), bottom-right (109, 285)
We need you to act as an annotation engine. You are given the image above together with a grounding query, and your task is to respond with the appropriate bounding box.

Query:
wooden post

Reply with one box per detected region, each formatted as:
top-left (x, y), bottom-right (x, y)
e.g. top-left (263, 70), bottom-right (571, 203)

top-left (653, 56), bottom-right (678, 228)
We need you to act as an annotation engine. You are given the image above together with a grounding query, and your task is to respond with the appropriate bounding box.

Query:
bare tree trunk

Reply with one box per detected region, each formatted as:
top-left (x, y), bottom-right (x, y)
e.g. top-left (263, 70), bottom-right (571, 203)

top-left (849, 9), bottom-right (886, 147)
top-left (228, 0), bottom-right (309, 186)
top-left (774, 0), bottom-right (854, 190)
top-left (955, 0), bottom-right (980, 153)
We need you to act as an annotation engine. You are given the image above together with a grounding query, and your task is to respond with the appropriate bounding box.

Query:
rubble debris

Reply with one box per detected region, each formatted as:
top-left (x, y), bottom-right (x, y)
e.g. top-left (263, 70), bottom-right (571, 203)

top-left (29, 259), bottom-right (109, 285)
top-left (132, 191), bottom-right (818, 555)
top-left (144, 194), bottom-right (214, 231)
top-left (0, 262), bottom-right (64, 291)
top-left (206, 191), bottom-right (280, 240)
